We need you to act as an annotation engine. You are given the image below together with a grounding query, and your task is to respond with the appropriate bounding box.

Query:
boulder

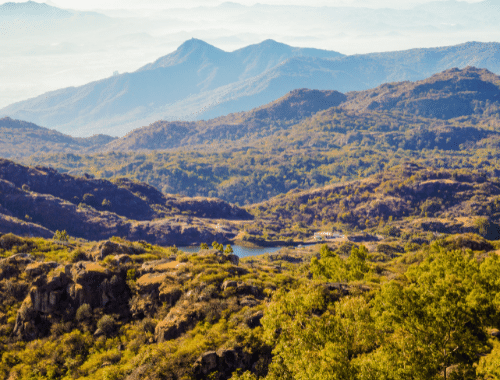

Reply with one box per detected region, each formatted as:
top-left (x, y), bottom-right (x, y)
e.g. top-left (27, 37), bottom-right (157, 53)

top-left (193, 351), bottom-right (218, 377)
top-left (221, 280), bottom-right (237, 291)
top-left (236, 283), bottom-right (259, 297)
top-left (158, 284), bottom-right (182, 305)
top-left (136, 273), bottom-right (168, 296)
top-left (155, 315), bottom-right (191, 342)
top-left (88, 240), bottom-right (144, 261)
top-left (193, 346), bottom-right (252, 380)
top-left (25, 261), bottom-right (60, 278)
top-left (114, 254), bottom-right (132, 264)
top-left (246, 311), bottom-right (264, 329)
top-left (239, 297), bottom-right (259, 308)
top-left (155, 305), bottom-right (204, 343)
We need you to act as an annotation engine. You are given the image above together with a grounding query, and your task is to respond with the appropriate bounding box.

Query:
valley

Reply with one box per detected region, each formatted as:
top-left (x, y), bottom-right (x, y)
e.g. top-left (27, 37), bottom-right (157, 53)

top-left (1, 25), bottom-right (500, 379)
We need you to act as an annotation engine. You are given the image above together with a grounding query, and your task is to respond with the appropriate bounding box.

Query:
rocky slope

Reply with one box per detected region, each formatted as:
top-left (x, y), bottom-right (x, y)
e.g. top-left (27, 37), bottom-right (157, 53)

top-left (0, 159), bottom-right (251, 244)
top-left (0, 235), bottom-right (278, 379)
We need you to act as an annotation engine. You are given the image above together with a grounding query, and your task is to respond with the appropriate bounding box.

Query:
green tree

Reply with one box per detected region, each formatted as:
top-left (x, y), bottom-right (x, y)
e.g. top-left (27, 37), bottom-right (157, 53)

top-left (474, 217), bottom-right (490, 236)
top-left (97, 315), bottom-right (115, 336)
top-left (212, 241), bottom-right (224, 252)
top-left (53, 230), bottom-right (69, 242)
top-left (372, 249), bottom-right (500, 380)
top-left (311, 244), bottom-right (369, 282)
top-left (262, 285), bottom-right (377, 380)
top-left (311, 244), bottom-right (347, 282)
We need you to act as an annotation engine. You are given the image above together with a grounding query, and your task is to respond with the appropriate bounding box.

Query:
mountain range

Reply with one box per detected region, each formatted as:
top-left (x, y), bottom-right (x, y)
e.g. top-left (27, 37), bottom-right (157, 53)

top-left (3, 66), bottom-right (499, 159)
top-left (2, 39), bottom-right (500, 137)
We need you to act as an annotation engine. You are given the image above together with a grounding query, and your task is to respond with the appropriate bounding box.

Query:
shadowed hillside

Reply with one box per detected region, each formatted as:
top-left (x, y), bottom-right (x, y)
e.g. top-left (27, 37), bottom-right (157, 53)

top-left (0, 159), bottom-right (251, 244)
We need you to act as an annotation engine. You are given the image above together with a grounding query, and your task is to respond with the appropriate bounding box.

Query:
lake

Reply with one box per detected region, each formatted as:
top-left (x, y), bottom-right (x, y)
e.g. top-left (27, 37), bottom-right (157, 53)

top-left (178, 245), bottom-right (286, 258)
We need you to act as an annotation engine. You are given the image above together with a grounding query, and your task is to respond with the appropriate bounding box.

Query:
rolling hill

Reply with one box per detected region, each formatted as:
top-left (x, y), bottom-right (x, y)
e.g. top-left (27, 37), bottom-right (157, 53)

top-left (0, 117), bottom-right (115, 158)
top-left (244, 163), bottom-right (500, 241)
top-left (2, 39), bottom-right (500, 137)
top-left (17, 67), bottom-right (500, 206)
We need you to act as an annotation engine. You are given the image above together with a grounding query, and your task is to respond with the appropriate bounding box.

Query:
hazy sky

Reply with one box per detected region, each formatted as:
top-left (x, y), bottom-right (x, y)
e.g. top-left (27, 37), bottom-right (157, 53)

top-left (0, 0), bottom-right (487, 10)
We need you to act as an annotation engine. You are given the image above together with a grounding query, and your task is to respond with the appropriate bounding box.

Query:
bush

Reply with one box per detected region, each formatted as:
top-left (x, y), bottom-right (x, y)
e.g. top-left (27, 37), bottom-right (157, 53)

top-left (0, 233), bottom-right (23, 250)
top-left (97, 315), bottom-right (115, 336)
top-left (102, 199), bottom-right (112, 208)
top-left (141, 318), bottom-right (156, 334)
top-left (76, 304), bottom-right (92, 322)
top-left (53, 230), bottom-right (69, 242)
top-left (82, 193), bottom-right (95, 203)
top-left (70, 248), bottom-right (87, 263)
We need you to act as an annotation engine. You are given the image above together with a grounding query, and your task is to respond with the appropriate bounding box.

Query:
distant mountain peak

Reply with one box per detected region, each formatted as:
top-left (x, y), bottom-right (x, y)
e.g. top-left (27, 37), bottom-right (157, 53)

top-left (173, 38), bottom-right (228, 57)
top-left (247, 39), bottom-right (290, 50)
top-left (1, 1), bottom-right (53, 9)
top-left (178, 38), bottom-right (212, 48)
top-left (137, 38), bottom-right (226, 72)
top-left (0, 0), bottom-right (71, 16)
top-left (218, 1), bottom-right (245, 8)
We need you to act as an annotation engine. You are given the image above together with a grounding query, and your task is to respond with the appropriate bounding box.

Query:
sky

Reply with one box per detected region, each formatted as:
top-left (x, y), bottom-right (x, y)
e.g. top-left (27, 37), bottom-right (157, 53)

top-left (0, 0), bottom-right (487, 10)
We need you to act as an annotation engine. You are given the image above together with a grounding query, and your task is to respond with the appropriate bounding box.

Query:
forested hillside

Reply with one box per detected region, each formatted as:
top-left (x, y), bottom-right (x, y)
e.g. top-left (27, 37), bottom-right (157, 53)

top-left (0, 117), bottom-right (114, 159)
top-left (18, 67), bottom-right (500, 206)
top-left (244, 164), bottom-right (500, 242)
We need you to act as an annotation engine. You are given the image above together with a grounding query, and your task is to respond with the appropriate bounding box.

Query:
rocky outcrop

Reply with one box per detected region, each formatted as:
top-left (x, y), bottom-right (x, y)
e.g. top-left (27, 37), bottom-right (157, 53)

top-left (87, 240), bottom-right (145, 261)
top-left (155, 303), bottom-right (205, 343)
top-left (192, 347), bottom-right (253, 380)
top-left (0, 252), bottom-right (35, 280)
top-left (12, 260), bottom-right (130, 340)
top-left (246, 310), bottom-right (264, 329)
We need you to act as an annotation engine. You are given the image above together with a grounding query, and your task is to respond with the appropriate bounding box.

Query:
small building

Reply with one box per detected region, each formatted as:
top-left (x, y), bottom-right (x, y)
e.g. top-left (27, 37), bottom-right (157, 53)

top-left (314, 231), bottom-right (344, 240)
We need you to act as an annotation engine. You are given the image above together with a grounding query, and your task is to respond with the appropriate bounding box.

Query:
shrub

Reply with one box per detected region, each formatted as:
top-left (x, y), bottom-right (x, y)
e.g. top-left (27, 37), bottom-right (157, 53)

top-left (53, 230), bottom-right (69, 242)
top-left (0, 233), bottom-right (23, 250)
top-left (82, 193), bottom-right (95, 203)
top-left (126, 268), bottom-right (136, 282)
top-left (101, 199), bottom-right (112, 208)
top-left (76, 304), bottom-right (92, 322)
top-left (141, 318), bottom-right (156, 334)
top-left (97, 315), bottom-right (115, 336)
top-left (70, 248), bottom-right (87, 263)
